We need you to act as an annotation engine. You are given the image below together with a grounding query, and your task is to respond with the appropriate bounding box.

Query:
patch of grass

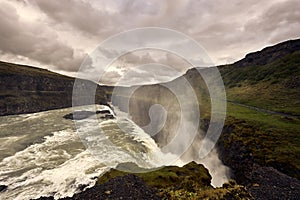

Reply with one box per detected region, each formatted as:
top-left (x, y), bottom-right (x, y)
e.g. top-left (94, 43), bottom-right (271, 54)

top-left (98, 162), bottom-right (212, 189)
top-left (226, 82), bottom-right (300, 115)
top-left (224, 104), bottom-right (300, 178)
top-left (227, 103), bottom-right (300, 132)
top-left (98, 162), bottom-right (252, 200)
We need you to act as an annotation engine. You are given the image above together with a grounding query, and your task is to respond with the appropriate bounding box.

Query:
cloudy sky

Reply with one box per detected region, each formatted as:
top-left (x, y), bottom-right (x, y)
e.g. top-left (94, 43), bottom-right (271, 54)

top-left (1, 0), bottom-right (299, 85)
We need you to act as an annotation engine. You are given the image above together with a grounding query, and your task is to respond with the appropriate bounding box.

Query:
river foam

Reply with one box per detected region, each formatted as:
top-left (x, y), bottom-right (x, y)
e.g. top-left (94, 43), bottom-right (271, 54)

top-left (0, 105), bottom-right (181, 199)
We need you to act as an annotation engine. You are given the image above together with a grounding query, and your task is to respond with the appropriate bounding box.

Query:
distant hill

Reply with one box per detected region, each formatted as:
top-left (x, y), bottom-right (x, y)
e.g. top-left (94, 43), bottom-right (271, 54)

top-left (218, 38), bottom-right (300, 115)
top-left (233, 39), bottom-right (300, 67)
top-left (0, 61), bottom-right (112, 115)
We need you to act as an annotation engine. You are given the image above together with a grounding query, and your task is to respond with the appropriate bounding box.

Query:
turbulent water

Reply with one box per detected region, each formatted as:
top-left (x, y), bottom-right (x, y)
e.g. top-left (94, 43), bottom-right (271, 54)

top-left (0, 105), bottom-right (229, 200)
top-left (0, 105), bottom-right (179, 199)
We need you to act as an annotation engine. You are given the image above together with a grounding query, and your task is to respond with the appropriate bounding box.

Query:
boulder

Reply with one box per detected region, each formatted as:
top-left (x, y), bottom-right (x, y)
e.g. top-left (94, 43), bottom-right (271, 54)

top-left (63, 111), bottom-right (95, 120)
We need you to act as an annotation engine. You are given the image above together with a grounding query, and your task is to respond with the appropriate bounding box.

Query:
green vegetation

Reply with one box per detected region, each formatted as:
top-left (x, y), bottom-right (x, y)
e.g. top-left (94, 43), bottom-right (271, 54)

top-left (219, 50), bottom-right (300, 115)
top-left (98, 162), bottom-right (252, 200)
top-left (0, 61), bottom-right (73, 80)
top-left (98, 162), bottom-right (211, 188)
top-left (159, 180), bottom-right (251, 200)
top-left (223, 103), bottom-right (300, 179)
top-left (206, 47), bottom-right (300, 180)
top-left (227, 103), bottom-right (300, 132)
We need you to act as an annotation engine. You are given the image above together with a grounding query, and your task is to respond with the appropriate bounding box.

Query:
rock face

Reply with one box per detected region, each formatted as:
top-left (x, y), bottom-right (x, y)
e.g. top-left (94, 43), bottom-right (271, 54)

top-left (0, 61), bottom-right (112, 116)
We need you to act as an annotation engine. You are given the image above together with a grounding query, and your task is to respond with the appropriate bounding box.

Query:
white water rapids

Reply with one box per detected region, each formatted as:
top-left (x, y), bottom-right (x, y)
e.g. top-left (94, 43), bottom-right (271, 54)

top-left (0, 105), bottom-right (229, 200)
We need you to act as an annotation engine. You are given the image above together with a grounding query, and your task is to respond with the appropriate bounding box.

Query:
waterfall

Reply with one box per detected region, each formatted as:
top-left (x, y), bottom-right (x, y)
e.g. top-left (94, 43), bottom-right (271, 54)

top-left (111, 77), bottom-right (230, 187)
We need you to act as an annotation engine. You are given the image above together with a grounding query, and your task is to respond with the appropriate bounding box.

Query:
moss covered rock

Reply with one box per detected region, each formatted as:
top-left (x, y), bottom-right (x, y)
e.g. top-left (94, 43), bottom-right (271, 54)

top-left (97, 162), bottom-right (252, 200)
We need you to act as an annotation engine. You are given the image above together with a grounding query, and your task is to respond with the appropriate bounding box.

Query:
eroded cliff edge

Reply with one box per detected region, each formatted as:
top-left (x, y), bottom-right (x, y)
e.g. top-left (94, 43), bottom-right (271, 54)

top-left (0, 61), bottom-right (112, 116)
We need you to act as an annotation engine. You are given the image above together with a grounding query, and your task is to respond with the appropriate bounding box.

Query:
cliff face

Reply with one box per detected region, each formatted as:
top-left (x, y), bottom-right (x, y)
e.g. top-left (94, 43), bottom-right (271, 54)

top-left (0, 61), bottom-right (112, 116)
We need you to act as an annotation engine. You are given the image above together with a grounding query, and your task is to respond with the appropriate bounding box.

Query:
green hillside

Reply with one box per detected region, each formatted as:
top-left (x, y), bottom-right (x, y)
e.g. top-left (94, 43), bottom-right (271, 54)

top-left (165, 39), bottom-right (300, 180)
top-left (215, 40), bottom-right (300, 180)
top-left (219, 50), bottom-right (300, 115)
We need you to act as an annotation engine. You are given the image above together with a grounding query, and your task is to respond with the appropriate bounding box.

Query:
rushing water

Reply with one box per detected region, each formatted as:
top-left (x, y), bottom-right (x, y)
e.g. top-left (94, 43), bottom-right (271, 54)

top-left (0, 104), bottom-right (229, 200)
top-left (0, 105), bottom-right (181, 200)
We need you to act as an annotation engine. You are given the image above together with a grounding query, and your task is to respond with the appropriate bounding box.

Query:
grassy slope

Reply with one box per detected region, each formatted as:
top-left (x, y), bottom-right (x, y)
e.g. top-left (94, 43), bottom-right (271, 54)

top-left (219, 50), bottom-right (300, 115)
top-left (225, 104), bottom-right (300, 178)
top-left (158, 48), bottom-right (300, 179)
top-left (0, 61), bottom-right (74, 80)
top-left (216, 50), bottom-right (300, 178)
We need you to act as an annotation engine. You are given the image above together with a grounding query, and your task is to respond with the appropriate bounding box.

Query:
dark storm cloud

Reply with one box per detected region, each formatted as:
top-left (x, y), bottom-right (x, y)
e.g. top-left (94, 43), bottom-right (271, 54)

top-left (30, 0), bottom-right (108, 36)
top-left (0, 0), bottom-right (299, 82)
top-left (112, 50), bottom-right (191, 71)
top-left (0, 1), bottom-right (84, 72)
top-left (245, 0), bottom-right (300, 43)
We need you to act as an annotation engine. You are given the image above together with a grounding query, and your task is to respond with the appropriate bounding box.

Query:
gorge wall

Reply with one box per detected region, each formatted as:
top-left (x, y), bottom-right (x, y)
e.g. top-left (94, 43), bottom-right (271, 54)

top-left (0, 61), bottom-right (112, 116)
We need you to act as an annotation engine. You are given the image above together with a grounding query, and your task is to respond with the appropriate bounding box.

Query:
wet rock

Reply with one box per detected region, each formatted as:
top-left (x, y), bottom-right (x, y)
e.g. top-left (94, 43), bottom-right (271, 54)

top-left (77, 184), bottom-right (88, 192)
top-left (95, 110), bottom-right (111, 115)
top-left (63, 111), bottom-right (95, 120)
top-left (104, 114), bottom-right (114, 119)
top-left (64, 110), bottom-right (115, 120)
top-left (0, 185), bottom-right (7, 192)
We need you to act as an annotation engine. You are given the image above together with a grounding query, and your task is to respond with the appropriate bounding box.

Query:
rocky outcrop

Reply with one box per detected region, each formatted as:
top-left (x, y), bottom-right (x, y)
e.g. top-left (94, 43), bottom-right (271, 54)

top-left (0, 61), bottom-right (113, 116)
top-left (98, 161), bottom-right (212, 188)
top-left (96, 162), bottom-right (252, 199)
